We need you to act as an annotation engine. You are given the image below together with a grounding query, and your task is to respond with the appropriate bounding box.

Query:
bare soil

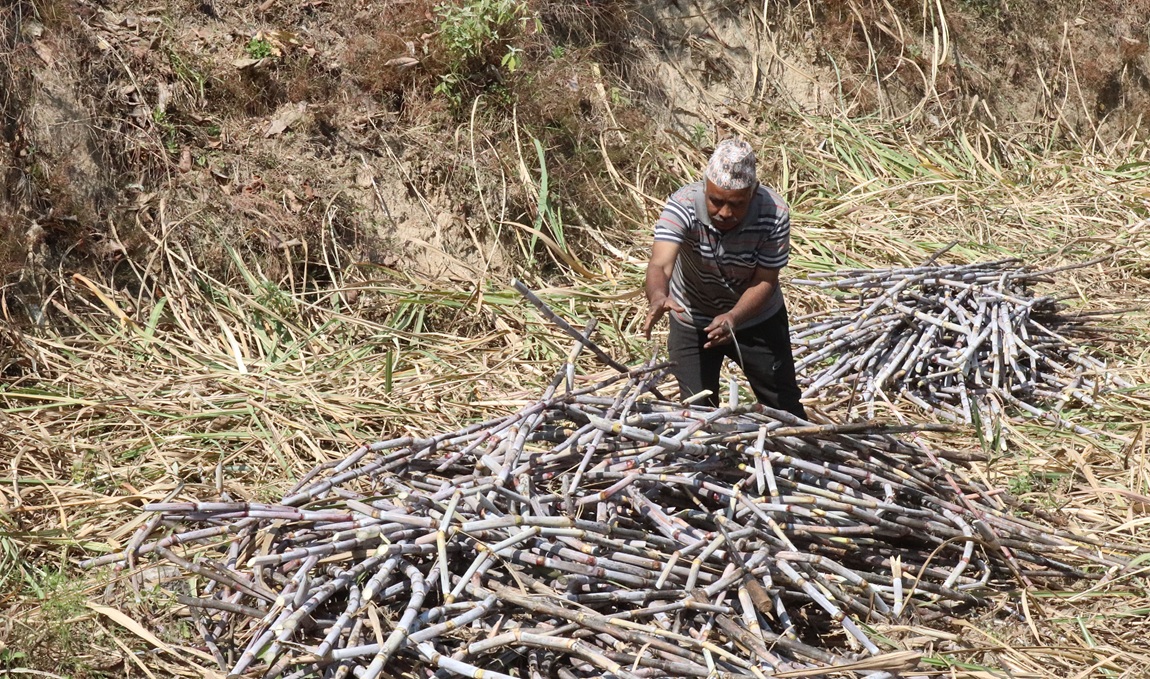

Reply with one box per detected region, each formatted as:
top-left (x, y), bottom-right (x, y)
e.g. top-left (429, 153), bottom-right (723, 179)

top-left (2, 0), bottom-right (1147, 297)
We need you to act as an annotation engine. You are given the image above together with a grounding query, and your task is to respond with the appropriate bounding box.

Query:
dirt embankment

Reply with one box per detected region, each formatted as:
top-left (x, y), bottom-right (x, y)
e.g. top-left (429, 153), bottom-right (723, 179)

top-left (0, 0), bottom-right (1147, 315)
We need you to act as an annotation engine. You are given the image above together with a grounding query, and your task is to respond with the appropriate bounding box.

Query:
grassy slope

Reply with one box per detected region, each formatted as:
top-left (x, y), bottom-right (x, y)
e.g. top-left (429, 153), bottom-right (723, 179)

top-left (2, 1), bottom-right (1150, 677)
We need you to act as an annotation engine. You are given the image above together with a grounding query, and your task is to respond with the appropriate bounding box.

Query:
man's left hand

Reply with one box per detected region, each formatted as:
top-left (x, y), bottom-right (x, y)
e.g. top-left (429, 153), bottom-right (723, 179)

top-left (704, 313), bottom-right (738, 348)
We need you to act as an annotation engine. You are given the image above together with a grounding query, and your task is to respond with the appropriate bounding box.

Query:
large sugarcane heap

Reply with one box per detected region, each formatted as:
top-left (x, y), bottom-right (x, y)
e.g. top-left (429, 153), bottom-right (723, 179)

top-left (790, 258), bottom-right (1127, 431)
top-left (87, 359), bottom-right (1131, 679)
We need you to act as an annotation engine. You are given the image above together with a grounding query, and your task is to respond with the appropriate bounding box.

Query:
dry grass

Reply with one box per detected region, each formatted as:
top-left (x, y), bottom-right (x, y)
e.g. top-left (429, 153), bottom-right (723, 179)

top-left (2, 115), bottom-right (1147, 675)
top-left (1, 0), bottom-right (1149, 677)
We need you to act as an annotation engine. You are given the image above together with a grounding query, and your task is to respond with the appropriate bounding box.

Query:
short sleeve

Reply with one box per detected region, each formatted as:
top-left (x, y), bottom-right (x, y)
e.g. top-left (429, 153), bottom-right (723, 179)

top-left (653, 188), bottom-right (695, 244)
top-left (756, 204), bottom-right (790, 269)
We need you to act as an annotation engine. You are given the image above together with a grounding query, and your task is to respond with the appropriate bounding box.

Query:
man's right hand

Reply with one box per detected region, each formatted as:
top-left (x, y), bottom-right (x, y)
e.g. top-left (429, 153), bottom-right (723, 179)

top-left (644, 240), bottom-right (683, 338)
top-left (644, 295), bottom-right (685, 338)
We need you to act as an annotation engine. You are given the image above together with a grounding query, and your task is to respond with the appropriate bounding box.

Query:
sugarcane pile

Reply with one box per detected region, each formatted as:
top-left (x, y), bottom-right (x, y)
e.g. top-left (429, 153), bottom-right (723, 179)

top-left (87, 356), bottom-right (1130, 679)
top-left (790, 258), bottom-right (1126, 431)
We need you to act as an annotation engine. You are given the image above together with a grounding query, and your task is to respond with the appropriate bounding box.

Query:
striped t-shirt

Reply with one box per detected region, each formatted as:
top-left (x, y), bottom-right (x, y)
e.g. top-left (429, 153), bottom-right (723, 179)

top-left (654, 181), bottom-right (791, 329)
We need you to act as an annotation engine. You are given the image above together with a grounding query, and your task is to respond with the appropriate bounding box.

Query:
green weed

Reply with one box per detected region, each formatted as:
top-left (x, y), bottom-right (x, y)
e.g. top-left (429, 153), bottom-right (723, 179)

top-left (1007, 472), bottom-right (1034, 496)
top-left (0, 648), bottom-right (28, 669)
top-left (690, 122), bottom-right (709, 147)
top-left (436, 0), bottom-right (532, 63)
top-left (246, 38), bottom-right (275, 60)
top-left (4, 568), bottom-right (101, 675)
top-left (433, 0), bottom-right (538, 104)
top-left (167, 48), bottom-right (207, 103)
top-left (152, 109), bottom-right (179, 154)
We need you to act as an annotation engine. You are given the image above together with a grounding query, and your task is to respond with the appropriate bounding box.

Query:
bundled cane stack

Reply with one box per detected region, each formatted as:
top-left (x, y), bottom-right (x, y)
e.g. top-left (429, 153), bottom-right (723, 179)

top-left (790, 258), bottom-right (1127, 432)
top-left (86, 353), bottom-right (1130, 679)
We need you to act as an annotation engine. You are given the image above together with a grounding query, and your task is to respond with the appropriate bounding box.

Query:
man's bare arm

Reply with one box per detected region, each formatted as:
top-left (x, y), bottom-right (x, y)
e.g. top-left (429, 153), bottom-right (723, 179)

top-left (643, 240), bottom-right (685, 337)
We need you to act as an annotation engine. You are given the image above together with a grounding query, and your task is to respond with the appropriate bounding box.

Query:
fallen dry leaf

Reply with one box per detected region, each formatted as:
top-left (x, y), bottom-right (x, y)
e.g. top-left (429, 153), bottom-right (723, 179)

top-left (87, 603), bottom-right (224, 672)
top-left (265, 102), bottom-right (306, 137)
top-left (284, 189), bottom-right (303, 213)
top-left (88, 603), bottom-right (174, 654)
top-left (384, 56), bottom-right (420, 70)
top-left (233, 57), bottom-right (269, 70)
top-left (32, 40), bottom-right (55, 66)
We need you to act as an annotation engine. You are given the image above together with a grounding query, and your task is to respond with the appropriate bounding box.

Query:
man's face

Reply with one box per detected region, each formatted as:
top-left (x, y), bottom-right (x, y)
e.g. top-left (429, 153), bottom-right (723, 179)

top-left (704, 179), bottom-right (756, 232)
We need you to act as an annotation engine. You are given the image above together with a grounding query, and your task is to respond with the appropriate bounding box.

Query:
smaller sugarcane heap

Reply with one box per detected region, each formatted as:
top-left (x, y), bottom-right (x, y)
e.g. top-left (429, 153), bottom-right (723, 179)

top-left (790, 257), bottom-right (1129, 432)
top-left (86, 330), bottom-right (1132, 679)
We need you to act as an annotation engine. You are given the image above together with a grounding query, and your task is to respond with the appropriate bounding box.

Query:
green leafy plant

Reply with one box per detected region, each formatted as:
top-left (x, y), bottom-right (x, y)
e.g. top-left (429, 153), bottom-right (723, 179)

top-left (501, 44), bottom-right (524, 72)
top-left (0, 648), bottom-right (28, 668)
top-left (1007, 471), bottom-right (1035, 496)
top-left (433, 0), bottom-right (537, 102)
top-left (152, 108), bottom-right (179, 154)
top-left (434, 72), bottom-right (465, 106)
top-left (690, 122), bottom-right (709, 147)
top-left (246, 37), bottom-right (275, 60)
top-left (608, 86), bottom-right (629, 106)
top-left (436, 0), bottom-right (530, 63)
top-left (167, 49), bottom-right (206, 103)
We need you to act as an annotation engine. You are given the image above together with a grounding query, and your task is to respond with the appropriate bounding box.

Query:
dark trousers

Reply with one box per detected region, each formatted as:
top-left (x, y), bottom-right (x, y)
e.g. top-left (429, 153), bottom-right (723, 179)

top-left (668, 306), bottom-right (807, 419)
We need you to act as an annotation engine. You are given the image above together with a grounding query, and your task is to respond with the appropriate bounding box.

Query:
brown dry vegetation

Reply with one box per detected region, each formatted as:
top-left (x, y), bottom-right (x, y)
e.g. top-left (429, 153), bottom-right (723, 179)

top-left (1, 0), bottom-right (1149, 677)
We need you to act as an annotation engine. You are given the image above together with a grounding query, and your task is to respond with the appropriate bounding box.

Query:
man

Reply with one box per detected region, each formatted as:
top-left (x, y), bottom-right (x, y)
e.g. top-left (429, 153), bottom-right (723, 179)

top-left (643, 138), bottom-right (807, 419)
